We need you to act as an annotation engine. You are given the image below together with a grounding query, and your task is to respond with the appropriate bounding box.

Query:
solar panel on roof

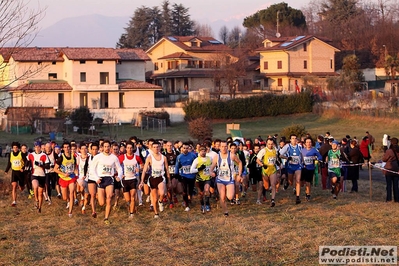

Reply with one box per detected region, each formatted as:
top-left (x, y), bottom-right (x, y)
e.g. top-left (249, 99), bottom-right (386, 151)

top-left (290, 36), bottom-right (305, 42)
top-left (168, 36), bottom-right (177, 41)
top-left (280, 41), bottom-right (293, 47)
top-left (209, 40), bottom-right (222, 44)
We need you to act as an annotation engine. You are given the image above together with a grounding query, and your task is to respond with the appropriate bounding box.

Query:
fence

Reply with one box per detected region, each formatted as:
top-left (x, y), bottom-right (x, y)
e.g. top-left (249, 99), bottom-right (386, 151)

top-left (140, 115), bottom-right (166, 135)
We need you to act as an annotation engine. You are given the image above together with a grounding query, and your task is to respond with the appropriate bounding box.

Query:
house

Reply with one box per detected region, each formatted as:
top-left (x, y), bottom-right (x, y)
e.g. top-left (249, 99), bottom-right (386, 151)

top-left (256, 35), bottom-right (340, 93)
top-left (146, 36), bottom-right (236, 96)
top-left (0, 47), bottom-right (161, 125)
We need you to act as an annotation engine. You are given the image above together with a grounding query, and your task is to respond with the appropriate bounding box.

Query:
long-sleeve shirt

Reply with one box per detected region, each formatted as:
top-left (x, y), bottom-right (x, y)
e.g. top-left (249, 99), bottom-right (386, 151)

top-left (89, 153), bottom-right (123, 182)
top-left (175, 152), bottom-right (197, 179)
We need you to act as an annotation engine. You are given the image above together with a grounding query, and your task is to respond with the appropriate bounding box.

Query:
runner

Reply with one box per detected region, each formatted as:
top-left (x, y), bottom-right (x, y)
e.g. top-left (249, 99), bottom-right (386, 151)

top-left (119, 141), bottom-right (143, 218)
top-left (44, 142), bottom-right (58, 205)
top-left (87, 141), bottom-right (100, 218)
top-left (162, 141), bottom-right (182, 208)
top-left (27, 142), bottom-right (49, 213)
top-left (76, 142), bottom-right (90, 214)
top-left (209, 141), bottom-right (242, 217)
top-left (279, 134), bottom-right (303, 204)
top-left (175, 142), bottom-right (197, 211)
top-left (54, 141), bottom-right (78, 217)
top-left (89, 140), bottom-right (123, 224)
top-left (21, 144), bottom-right (33, 199)
top-left (300, 137), bottom-right (322, 201)
top-left (248, 144), bottom-right (263, 204)
top-left (111, 142), bottom-right (122, 210)
top-left (257, 138), bottom-right (280, 207)
top-left (229, 142), bottom-right (245, 205)
top-left (139, 141), bottom-right (170, 218)
top-left (190, 145), bottom-right (212, 213)
top-left (326, 140), bottom-right (344, 199)
top-left (5, 142), bottom-right (26, 207)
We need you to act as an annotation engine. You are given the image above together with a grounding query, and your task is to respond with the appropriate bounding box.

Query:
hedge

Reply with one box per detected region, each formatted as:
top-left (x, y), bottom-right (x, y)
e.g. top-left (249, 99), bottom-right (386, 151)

top-left (183, 92), bottom-right (313, 120)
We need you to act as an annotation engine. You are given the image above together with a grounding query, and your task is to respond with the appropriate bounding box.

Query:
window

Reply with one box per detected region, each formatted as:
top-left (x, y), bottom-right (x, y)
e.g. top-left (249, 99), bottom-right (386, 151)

top-left (264, 61), bottom-right (268, 70)
top-left (100, 72), bottom-right (109, 84)
top-left (277, 61), bottom-right (282, 69)
top-left (167, 61), bottom-right (172, 70)
top-left (277, 78), bottom-right (283, 86)
top-left (199, 61), bottom-right (203, 68)
top-left (330, 59), bottom-right (333, 69)
top-left (80, 72), bottom-right (86, 82)
top-left (48, 73), bottom-right (57, 80)
top-left (52, 61), bottom-right (56, 65)
top-left (97, 60), bottom-right (103, 64)
top-left (119, 92), bottom-right (125, 108)
top-left (58, 93), bottom-right (64, 109)
top-left (80, 60), bottom-right (86, 64)
top-left (303, 43), bottom-right (307, 51)
top-left (100, 93), bottom-right (108, 109)
top-left (154, 62), bottom-right (159, 70)
top-left (116, 72), bottom-right (119, 80)
top-left (304, 60), bottom-right (307, 69)
top-left (38, 61), bottom-right (42, 65)
top-left (80, 93), bottom-right (88, 107)
top-left (215, 61), bottom-right (221, 68)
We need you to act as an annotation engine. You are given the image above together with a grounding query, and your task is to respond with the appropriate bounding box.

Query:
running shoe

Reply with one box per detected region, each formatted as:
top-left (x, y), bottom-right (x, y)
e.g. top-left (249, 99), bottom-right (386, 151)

top-left (66, 202), bottom-right (70, 209)
top-left (173, 196), bottom-right (178, 204)
top-left (306, 195), bottom-right (311, 201)
top-left (57, 193), bottom-right (61, 199)
top-left (158, 201), bottom-right (164, 212)
top-left (296, 197), bottom-right (301, 204)
top-left (38, 207), bottom-right (41, 213)
top-left (169, 203), bottom-right (174, 209)
top-left (205, 205), bottom-right (211, 212)
top-left (92, 212), bottom-right (97, 218)
top-left (182, 201), bottom-right (186, 207)
top-left (184, 207), bottom-right (190, 212)
top-left (154, 214), bottom-right (159, 219)
top-left (74, 199), bottom-right (79, 206)
top-left (162, 197), bottom-right (168, 203)
top-left (271, 200), bottom-right (275, 207)
top-left (256, 200), bottom-right (262, 205)
top-left (241, 191), bottom-right (246, 198)
top-left (293, 188), bottom-right (296, 195)
top-left (236, 199), bottom-right (241, 205)
top-left (263, 196), bottom-right (267, 202)
top-left (149, 205), bottom-right (154, 211)
top-left (35, 201), bottom-right (39, 209)
top-left (68, 212), bottom-right (72, 218)
top-left (48, 200), bottom-right (52, 205)
top-left (81, 206), bottom-right (85, 214)
top-left (333, 194), bottom-right (337, 200)
top-left (104, 219), bottom-right (110, 225)
top-left (201, 205), bottom-right (205, 214)
top-left (129, 213), bottom-right (134, 219)
top-left (283, 182), bottom-right (289, 191)
top-left (11, 201), bottom-right (16, 207)
top-left (138, 201), bottom-right (143, 206)
top-left (224, 212), bottom-right (229, 217)
top-left (230, 199), bottom-right (236, 205)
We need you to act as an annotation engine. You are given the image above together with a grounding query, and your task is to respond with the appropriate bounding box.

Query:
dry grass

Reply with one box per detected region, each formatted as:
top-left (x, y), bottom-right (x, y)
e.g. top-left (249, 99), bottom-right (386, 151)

top-left (0, 169), bottom-right (398, 265)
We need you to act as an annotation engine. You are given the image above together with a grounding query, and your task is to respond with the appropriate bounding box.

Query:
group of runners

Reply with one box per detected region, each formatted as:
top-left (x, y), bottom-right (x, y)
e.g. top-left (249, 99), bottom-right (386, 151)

top-left (4, 132), bottom-right (365, 224)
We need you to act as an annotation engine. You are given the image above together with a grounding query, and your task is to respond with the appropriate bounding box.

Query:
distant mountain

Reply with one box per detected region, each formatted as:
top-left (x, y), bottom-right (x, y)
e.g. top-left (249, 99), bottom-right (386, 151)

top-left (30, 14), bottom-right (244, 48)
top-left (31, 14), bottom-right (129, 48)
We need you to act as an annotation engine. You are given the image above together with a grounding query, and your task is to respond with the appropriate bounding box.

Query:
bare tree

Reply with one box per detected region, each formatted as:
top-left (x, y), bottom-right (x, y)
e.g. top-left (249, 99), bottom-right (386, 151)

top-left (193, 21), bottom-right (214, 37)
top-left (0, 0), bottom-right (45, 106)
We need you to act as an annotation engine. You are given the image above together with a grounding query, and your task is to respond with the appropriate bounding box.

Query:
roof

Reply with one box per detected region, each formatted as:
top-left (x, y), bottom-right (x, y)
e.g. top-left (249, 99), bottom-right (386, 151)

top-left (257, 35), bottom-right (339, 52)
top-left (117, 80), bottom-right (162, 90)
top-left (147, 36), bottom-right (231, 54)
top-left (158, 52), bottom-right (194, 60)
top-left (116, 48), bottom-right (150, 61)
top-left (0, 47), bottom-right (64, 62)
top-left (61, 48), bottom-right (120, 60)
top-left (258, 72), bottom-right (339, 78)
top-left (7, 81), bottom-right (72, 92)
top-left (151, 69), bottom-right (217, 79)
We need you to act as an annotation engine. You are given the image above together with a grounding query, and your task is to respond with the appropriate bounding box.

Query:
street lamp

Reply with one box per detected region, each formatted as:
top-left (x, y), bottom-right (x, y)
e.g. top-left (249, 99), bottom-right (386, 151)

top-left (383, 44), bottom-right (387, 58)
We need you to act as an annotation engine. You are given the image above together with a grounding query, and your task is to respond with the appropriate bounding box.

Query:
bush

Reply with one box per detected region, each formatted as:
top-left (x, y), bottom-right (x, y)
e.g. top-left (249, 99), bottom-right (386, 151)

top-left (188, 117), bottom-right (213, 142)
top-left (140, 109), bottom-right (171, 126)
top-left (280, 124), bottom-right (307, 139)
top-left (183, 92), bottom-right (313, 120)
top-left (70, 106), bottom-right (94, 134)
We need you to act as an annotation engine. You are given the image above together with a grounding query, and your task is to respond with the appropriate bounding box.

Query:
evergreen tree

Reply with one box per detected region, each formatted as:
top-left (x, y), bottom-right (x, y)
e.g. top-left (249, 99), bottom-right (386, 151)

top-left (171, 3), bottom-right (194, 36)
top-left (160, 0), bottom-right (172, 36)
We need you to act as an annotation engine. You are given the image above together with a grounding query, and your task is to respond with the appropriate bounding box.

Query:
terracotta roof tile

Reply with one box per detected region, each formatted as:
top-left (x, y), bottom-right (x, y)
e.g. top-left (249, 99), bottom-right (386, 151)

top-left (158, 52), bottom-right (193, 60)
top-left (7, 82), bottom-right (72, 91)
top-left (0, 47), bottom-right (64, 62)
top-left (257, 35), bottom-right (337, 52)
top-left (116, 48), bottom-right (150, 61)
top-left (61, 48), bottom-right (120, 60)
top-left (150, 36), bottom-right (230, 53)
top-left (117, 80), bottom-right (161, 90)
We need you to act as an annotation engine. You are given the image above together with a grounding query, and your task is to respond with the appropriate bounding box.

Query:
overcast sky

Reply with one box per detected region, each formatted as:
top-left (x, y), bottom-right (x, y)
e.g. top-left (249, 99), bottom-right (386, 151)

top-left (30, 0), bottom-right (310, 29)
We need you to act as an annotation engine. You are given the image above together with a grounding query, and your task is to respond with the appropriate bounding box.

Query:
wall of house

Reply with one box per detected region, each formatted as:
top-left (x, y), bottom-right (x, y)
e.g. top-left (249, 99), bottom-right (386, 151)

top-left (116, 61), bottom-right (146, 81)
top-left (189, 78), bottom-right (215, 91)
top-left (288, 43), bottom-right (310, 72)
top-left (12, 91), bottom-right (72, 108)
top-left (260, 51), bottom-right (289, 73)
top-left (309, 39), bottom-right (336, 73)
top-left (147, 39), bottom-right (185, 74)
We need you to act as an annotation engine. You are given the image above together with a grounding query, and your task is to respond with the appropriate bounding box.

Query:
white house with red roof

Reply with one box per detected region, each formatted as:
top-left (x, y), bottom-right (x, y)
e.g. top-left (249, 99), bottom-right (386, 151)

top-left (0, 47), bottom-right (161, 124)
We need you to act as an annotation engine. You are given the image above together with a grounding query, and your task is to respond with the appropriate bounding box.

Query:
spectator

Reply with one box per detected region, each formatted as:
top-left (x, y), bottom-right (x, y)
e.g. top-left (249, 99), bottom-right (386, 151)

top-left (382, 137), bottom-right (399, 202)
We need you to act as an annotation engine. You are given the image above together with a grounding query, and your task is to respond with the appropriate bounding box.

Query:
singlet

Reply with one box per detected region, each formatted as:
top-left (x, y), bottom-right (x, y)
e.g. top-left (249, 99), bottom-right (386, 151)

top-left (327, 149), bottom-right (341, 176)
top-left (77, 154), bottom-right (90, 179)
top-left (10, 151), bottom-right (24, 171)
top-left (164, 151), bottom-right (178, 176)
top-left (30, 152), bottom-right (47, 177)
top-left (150, 153), bottom-right (165, 178)
top-left (122, 154), bottom-right (140, 180)
top-left (59, 154), bottom-right (76, 181)
top-left (196, 156), bottom-right (212, 181)
top-left (45, 151), bottom-right (56, 174)
top-left (287, 144), bottom-right (302, 166)
top-left (217, 153), bottom-right (234, 182)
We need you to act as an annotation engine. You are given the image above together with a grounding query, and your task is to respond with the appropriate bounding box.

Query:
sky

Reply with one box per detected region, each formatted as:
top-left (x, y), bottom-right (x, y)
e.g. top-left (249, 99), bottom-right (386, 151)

top-left (28, 0), bottom-right (310, 30)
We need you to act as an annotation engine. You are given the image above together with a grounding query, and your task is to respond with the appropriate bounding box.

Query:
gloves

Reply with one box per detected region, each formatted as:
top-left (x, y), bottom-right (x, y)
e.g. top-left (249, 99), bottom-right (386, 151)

top-left (262, 164), bottom-right (268, 169)
top-left (287, 156), bottom-right (292, 162)
top-left (34, 161), bottom-right (42, 166)
top-left (198, 164), bottom-right (206, 171)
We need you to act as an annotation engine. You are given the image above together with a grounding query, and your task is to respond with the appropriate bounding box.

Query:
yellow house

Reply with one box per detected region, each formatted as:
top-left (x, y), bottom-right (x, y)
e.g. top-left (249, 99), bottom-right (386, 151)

top-left (146, 36), bottom-right (235, 94)
top-left (0, 47), bottom-right (161, 123)
top-left (257, 35), bottom-right (340, 93)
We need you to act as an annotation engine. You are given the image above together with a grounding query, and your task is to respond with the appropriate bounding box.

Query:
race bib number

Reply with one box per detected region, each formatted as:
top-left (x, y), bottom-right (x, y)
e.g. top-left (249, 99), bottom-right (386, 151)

top-left (203, 167), bottom-right (210, 176)
top-left (291, 156), bottom-right (300, 165)
top-left (267, 157), bottom-right (276, 165)
top-left (182, 165), bottom-right (191, 174)
top-left (219, 169), bottom-right (230, 181)
top-left (168, 165), bottom-right (175, 174)
top-left (329, 158), bottom-right (340, 168)
top-left (125, 165), bottom-right (135, 174)
top-left (152, 168), bottom-right (163, 177)
top-left (12, 160), bottom-right (21, 167)
top-left (101, 164), bottom-right (112, 175)
top-left (303, 156), bottom-right (314, 165)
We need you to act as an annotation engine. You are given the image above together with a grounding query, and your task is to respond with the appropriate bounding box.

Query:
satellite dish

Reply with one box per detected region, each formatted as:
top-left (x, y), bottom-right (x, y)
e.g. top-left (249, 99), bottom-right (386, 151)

top-left (276, 32), bottom-right (281, 38)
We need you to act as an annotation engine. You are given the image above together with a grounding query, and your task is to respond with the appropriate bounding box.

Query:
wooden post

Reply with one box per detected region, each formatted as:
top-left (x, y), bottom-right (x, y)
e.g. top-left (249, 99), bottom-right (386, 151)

top-left (369, 163), bottom-right (372, 200)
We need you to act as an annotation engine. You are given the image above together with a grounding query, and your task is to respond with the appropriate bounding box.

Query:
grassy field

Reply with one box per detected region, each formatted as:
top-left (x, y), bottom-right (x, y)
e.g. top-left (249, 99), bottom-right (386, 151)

top-left (0, 112), bottom-right (398, 265)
